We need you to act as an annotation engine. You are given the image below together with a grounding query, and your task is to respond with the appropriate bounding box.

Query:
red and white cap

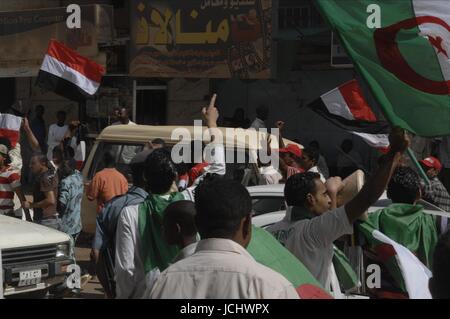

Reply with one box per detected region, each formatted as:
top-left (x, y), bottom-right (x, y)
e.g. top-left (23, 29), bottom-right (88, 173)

top-left (279, 144), bottom-right (302, 158)
top-left (420, 156), bottom-right (442, 171)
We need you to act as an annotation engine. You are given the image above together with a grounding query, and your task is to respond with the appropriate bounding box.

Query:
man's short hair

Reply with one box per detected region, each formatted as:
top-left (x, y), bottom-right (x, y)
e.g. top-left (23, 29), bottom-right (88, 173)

top-left (31, 152), bottom-right (49, 166)
top-left (103, 151), bottom-right (116, 168)
top-left (387, 166), bottom-right (420, 204)
top-left (144, 148), bottom-right (177, 194)
top-left (163, 201), bottom-right (197, 238)
top-left (284, 172), bottom-right (321, 207)
top-left (303, 146), bottom-right (320, 165)
top-left (195, 178), bottom-right (252, 239)
top-left (130, 149), bottom-right (152, 187)
top-left (430, 230), bottom-right (450, 299)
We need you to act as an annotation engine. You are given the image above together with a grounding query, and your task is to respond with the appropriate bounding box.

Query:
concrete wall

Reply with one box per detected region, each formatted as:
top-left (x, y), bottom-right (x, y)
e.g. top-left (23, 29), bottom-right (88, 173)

top-left (0, 0), bottom-right (59, 11)
top-left (214, 70), bottom-right (380, 171)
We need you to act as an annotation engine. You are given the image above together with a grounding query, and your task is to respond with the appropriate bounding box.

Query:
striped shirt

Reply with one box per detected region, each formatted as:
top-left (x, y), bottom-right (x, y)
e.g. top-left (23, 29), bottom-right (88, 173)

top-left (0, 166), bottom-right (20, 215)
top-left (422, 177), bottom-right (450, 212)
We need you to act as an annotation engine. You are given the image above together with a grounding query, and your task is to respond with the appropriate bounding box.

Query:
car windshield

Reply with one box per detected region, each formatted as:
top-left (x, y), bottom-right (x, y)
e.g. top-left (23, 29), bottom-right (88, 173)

top-left (251, 197), bottom-right (286, 216)
top-left (88, 142), bottom-right (144, 181)
top-left (88, 142), bottom-right (258, 185)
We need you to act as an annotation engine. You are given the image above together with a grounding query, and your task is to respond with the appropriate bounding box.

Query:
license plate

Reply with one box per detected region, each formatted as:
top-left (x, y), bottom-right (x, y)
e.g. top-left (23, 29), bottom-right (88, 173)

top-left (18, 269), bottom-right (42, 287)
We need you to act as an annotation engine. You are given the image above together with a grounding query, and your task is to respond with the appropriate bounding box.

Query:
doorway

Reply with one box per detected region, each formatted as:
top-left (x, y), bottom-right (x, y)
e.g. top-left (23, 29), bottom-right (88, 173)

top-left (0, 78), bottom-right (15, 112)
top-left (133, 82), bottom-right (167, 125)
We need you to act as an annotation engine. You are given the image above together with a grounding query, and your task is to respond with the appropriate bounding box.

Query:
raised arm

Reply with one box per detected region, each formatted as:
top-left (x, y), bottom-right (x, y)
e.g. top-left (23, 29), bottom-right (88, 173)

top-left (201, 94), bottom-right (225, 176)
top-left (276, 121), bottom-right (286, 149)
top-left (22, 118), bottom-right (40, 151)
top-left (344, 127), bottom-right (409, 224)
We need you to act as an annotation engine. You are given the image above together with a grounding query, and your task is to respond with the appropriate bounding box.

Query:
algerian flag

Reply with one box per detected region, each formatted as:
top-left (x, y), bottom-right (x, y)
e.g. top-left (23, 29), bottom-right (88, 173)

top-left (358, 203), bottom-right (438, 298)
top-left (316, 0), bottom-right (450, 137)
top-left (247, 226), bottom-right (333, 299)
top-left (363, 229), bottom-right (432, 299)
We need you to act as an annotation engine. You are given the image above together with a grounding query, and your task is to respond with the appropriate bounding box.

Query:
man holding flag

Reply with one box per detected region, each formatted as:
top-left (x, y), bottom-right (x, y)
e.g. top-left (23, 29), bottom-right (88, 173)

top-left (268, 127), bottom-right (409, 287)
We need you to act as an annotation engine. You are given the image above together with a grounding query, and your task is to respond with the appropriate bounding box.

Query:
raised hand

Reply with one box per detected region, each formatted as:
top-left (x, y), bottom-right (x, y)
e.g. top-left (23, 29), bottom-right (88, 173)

top-left (202, 94), bottom-right (219, 128)
top-left (389, 127), bottom-right (410, 154)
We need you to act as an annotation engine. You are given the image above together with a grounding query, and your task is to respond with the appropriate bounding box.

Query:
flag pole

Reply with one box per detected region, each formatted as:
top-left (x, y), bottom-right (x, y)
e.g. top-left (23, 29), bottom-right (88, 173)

top-left (406, 147), bottom-right (431, 186)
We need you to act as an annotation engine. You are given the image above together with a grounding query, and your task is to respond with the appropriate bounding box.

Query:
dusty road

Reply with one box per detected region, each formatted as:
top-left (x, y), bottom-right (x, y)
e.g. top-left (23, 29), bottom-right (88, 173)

top-left (65, 245), bottom-right (105, 299)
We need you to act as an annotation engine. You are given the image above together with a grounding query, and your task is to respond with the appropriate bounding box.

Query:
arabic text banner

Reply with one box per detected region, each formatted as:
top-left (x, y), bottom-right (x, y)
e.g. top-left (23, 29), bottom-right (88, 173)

top-left (130, 0), bottom-right (273, 79)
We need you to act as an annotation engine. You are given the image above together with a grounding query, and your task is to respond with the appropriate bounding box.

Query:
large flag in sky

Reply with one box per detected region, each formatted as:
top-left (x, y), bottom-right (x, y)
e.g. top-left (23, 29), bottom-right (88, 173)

top-left (36, 39), bottom-right (105, 102)
top-left (316, 0), bottom-right (450, 137)
top-left (0, 113), bottom-right (22, 148)
top-left (308, 80), bottom-right (390, 151)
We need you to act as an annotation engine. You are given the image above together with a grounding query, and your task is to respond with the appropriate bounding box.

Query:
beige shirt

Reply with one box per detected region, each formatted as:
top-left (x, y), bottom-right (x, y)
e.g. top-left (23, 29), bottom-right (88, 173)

top-left (149, 238), bottom-right (299, 299)
top-left (267, 206), bottom-right (353, 287)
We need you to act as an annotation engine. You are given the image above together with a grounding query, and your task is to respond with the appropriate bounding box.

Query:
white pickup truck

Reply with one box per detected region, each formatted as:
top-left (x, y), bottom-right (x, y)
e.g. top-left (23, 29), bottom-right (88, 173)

top-left (0, 215), bottom-right (75, 298)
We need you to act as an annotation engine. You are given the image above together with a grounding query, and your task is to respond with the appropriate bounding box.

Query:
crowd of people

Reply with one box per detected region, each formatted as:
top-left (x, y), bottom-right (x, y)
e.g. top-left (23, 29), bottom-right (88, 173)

top-left (1, 96), bottom-right (450, 299)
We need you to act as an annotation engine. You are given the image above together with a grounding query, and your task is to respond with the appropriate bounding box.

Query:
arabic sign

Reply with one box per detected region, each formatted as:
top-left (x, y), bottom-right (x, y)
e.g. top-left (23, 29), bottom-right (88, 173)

top-left (0, 5), bottom-right (113, 78)
top-left (130, 0), bottom-right (273, 79)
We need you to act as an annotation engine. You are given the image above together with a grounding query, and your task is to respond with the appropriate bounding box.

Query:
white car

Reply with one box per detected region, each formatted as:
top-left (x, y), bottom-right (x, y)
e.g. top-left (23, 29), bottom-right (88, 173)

top-left (249, 184), bottom-right (450, 229)
top-left (248, 184), bottom-right (449, 299)
top-left (0, 216), bottom-right (75, 298)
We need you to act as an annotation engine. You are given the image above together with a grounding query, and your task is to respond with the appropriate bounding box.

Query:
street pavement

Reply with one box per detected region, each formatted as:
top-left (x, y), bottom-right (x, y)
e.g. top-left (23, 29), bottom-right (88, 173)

top-left (64, 242), bottom-right (105, 299)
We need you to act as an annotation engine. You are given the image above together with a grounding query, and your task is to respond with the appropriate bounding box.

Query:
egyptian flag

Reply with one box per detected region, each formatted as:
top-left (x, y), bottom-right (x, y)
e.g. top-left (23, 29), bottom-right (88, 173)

top-left (0, 113), bottom-right (22, 148)
top-left (36, 39), bottom-right (105, 102)
top-left (308, 80), bottom-right (390, 152)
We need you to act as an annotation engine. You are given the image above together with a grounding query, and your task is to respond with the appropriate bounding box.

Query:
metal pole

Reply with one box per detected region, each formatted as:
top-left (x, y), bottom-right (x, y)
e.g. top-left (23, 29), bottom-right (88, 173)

top-left (407, 147), bottom-right (431, 185)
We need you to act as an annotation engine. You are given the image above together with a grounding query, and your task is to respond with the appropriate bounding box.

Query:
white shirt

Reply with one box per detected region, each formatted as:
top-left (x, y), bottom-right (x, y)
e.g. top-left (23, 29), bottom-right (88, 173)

top-left (112, 121), bottom-right (138, 164)
top-left (172, 242), bottom-right (198, 263)
top-left (142, 242), bottom-right (198, 299)
top-left (112, 120), bottom-right (137, 126)
top-left (202, 143), bottom-right (226, 176)
top-left (250, 118), bottom-right (266, 130)
top-left (115, 193), bottom-right (196, 299)
top-left (47, 124), bottom-right (68, 160)
top-left (308, 166), bottom-right (326, 183)
top-left (259, 165), bottom-right (283, 185)
top-left (267, 206), bottom-right (353, 287)
top-left (149, 238), bottom-right (299, 299)
top-left (8, 143), bottom-right (22, 172)
top-left (115, 203), bottom-right (147, 299)
top-left (70, 137), bottom-right (86, 163)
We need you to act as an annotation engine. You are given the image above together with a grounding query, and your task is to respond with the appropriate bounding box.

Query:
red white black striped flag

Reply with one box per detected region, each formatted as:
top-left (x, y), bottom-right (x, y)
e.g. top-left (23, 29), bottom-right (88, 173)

top-left (36, 39), bottom-right (105, 102)
top-left (0, 113), bottom-right (22, 148)
top-left (308, 80), bottom-right (390, 151)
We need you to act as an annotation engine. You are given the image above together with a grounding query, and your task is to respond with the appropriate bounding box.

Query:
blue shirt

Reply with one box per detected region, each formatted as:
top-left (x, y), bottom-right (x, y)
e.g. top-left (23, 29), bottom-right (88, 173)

top-left (93, 186), bottom-right (148, 251)
top-left (59, 171), bottom-right (84, 236)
